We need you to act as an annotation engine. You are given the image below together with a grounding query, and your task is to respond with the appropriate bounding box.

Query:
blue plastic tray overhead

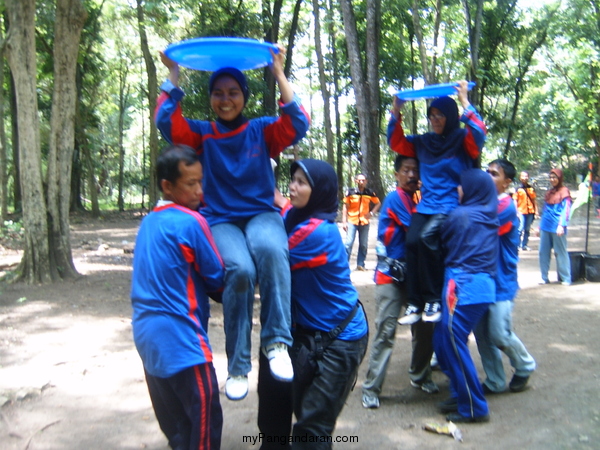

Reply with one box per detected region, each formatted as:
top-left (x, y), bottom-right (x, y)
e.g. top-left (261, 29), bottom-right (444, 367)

top-left (164, 37), bottom-right (279, 72)
top-left (395, 82), bottom-right (476, 101)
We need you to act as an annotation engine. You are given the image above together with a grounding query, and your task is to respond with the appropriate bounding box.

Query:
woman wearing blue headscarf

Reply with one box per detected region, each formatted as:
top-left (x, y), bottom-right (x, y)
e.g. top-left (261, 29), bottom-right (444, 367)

top-left (286, 159), bottom-right (368, 449)
top-left (388, 82), bottom-right (487, 325)
top-left (434, 168), bottom-right (499, 424)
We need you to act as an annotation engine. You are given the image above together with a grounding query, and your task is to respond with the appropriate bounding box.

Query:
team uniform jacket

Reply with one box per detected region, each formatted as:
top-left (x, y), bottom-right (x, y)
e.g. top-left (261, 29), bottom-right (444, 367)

top-left (496, 194), bottom-right (520, 301)
top-left (374, 187), bottom-right (415, 285)
top-left (343, 188), bottom-right (380, 226)
top-left (131, 202), bottom-right (225, 378)
top-left (287, 218), bottom-right (368, 341)
top-left (540, 197), bottom-right (572, 233)
top-left (387, 106), bottom-right (486, 215)
top-left (513, 185), bottom-right (537, 215)
top-left (154, 80), bottom-right (310, 226)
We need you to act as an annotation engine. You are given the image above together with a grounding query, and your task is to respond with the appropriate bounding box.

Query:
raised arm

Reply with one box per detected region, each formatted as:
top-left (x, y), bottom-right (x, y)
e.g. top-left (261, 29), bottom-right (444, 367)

top-left (270, 44), bottom-right (294, 104)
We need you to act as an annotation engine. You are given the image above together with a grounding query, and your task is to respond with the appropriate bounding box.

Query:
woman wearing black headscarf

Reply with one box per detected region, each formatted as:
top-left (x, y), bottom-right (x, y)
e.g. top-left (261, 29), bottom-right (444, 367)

top-left (434, 168), bottom-right (499, 424)
top-left (388, 81), bottom-right (487, 325)
top-left (285, 159), bottom-right (368, 449)
top-left (539, 168), bottom-right (572, 285)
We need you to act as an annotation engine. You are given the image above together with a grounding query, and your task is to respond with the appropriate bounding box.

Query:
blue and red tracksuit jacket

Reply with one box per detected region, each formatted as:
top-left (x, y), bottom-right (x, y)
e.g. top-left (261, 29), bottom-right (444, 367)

top-left (287, 218), bottom-right (368, 341)
top-left (387, 105), bottom-right (486, 215)
top-left (155, 80), bottom-right (310, 226)
top-left (496, 194), bottom-right (520, 301)
top-left (374, 187), bottom-right (415, 285)
top-left (131, 202), bottom-right (225, 378)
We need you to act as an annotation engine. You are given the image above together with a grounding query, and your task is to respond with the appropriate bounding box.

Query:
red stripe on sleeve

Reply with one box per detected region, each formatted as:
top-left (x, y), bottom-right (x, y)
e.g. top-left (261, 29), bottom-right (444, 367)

top-left (463, 128), bottom-right (481, 159)
top-left (288, 219), bottom-right (323, 250)
top-left (291, 252), bottom-right (328, 270)
top-left (264, 114), bottom-right (297, 158)
top-left (498, 221), bottom-right (513, 236)
top-left (389, 115), bottom-right (416, 157)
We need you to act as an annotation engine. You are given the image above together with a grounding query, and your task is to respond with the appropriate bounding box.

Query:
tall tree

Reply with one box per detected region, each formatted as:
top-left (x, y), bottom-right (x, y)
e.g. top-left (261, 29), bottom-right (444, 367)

top-left (0, 15), bottom-right (8, 221)
top-left (5, 0), bottom-right (51, 282)
top-left (46, 0), bottom-right (88, 279)
top-left (5, 0), bottom-right (87, 283)
top-left (136, 0), bottom-right (159, 206)
top-left (312, 0), bottom-right (334, 165)
top-left (339, 0), bottom-right (383, 196)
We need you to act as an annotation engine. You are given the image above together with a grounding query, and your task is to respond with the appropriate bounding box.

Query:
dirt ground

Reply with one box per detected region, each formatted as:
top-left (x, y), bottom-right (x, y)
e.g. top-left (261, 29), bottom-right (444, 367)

top-left (0, 210), bottom-right (599, 450)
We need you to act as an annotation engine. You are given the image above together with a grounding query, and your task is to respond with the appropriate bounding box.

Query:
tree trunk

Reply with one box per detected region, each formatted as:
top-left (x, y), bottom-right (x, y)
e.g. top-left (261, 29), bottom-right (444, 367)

top-left (136, 0), bottom-right (159, 206)
top-left (5, 0), bottom-right (52, 283)
top-left (262, 0), bottom-right (284, 115)
top-left (462, 0), bottom-right (483, 108)
top-left (283, 0), bottom-right (303, 79)
top-left (312, 0), bottom-right (334, 165)
top-left (83, 140), bottom-right (100, 217)
top-left (9, 60), bottom-right (21, 213)
top-left (326, 0), bottom-right (344, 199)
top-left (46, 0), bottom-right (87, 280)
top-left (339, 0), bottom-right (383, 196)
top-left (0, 21), bottom-right (7, 222)
top-left (117, 62), bottom-right (129, 212)
top-left (365, 0), bottom-right (382, 196)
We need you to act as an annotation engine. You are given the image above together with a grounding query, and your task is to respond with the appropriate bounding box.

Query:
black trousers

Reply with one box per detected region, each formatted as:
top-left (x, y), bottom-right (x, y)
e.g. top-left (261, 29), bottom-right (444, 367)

top-left (145, 363), bottom-right (222, 450)
top-left (257, 350), bottom-right (293, 450)
top-left (405, 212), bottom-right (447, 308)
top-left (291, 334), bottom-right (368, 450)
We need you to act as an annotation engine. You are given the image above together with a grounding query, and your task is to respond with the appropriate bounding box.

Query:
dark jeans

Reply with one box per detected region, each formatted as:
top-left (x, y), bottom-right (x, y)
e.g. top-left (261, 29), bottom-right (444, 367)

top-left (145, 363), bottom-right (222, 450)
top-left (257, 350), bottom-right (293, 450)
top-left (405, 213), bottom-right (447, 309)
top-left (291, 334), bottom-right (368, 450)
top-left (520, 213), bottom-right (535, 248)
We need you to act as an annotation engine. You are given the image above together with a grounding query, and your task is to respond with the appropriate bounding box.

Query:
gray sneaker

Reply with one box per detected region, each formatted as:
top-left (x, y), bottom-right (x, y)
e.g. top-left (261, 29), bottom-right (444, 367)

top-left (411, 379), bottom-right (440, 394)
top-left (361, 392), bottom-right (380, 409)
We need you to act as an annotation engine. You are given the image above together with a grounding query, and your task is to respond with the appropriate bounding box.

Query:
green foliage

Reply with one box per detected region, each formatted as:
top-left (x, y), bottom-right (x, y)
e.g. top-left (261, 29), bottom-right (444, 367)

top-left (9, 0), bottom-right (600, 214)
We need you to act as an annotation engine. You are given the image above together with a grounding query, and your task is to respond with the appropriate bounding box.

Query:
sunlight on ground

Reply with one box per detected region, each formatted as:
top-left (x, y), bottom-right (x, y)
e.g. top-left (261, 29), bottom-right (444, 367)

top-left (548, 343), bottom-right (595, 357)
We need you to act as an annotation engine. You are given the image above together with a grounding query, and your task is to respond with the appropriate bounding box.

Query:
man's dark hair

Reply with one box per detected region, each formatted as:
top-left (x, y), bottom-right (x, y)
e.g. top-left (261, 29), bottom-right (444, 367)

top-left (394, 155), bottom-right (418, 172)
top-left (156, 145), bottom-right (199, 192)
top-left (355, 173), bottom-right (367, 179)
top-left (490, 158), bottom-right (516, 182)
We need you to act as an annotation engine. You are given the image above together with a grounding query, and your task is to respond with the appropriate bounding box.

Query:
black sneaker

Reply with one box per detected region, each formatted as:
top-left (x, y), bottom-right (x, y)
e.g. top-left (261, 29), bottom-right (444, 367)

top-left (422, 301), bottom-right (441, 323)
top-left (446, 412), bottom-right (490, 423)
top-left (509, 374), bottom-right (530, 392)
top-left (410, 379), bottom-right (440, 394)
top-left (398, 304), bottom-right (421, 325)
top-left (437, 397), bottom-right (458, 413)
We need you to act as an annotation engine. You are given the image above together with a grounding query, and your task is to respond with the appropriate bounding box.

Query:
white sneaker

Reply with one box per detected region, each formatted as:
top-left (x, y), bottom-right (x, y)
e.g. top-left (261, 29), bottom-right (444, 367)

top-left (262, 342), bottom-right (294, 382)
top-left (422, 302), bottom-right (442, 323)
top-left (225, 375), bottom-right (248, 401)
top-left (398, 304), bottom-right (421, 325)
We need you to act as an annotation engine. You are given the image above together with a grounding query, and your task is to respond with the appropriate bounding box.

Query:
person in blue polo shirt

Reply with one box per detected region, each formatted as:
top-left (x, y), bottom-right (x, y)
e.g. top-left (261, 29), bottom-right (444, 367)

top-left (474, 159), bottom-right (536, 395)
top-left (131, 144), bottom-right (224, 449)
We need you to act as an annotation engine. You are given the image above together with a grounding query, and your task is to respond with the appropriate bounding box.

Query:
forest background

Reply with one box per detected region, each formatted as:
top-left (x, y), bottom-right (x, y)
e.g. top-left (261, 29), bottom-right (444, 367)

top-left (0, 0), bottom-right (599, 284)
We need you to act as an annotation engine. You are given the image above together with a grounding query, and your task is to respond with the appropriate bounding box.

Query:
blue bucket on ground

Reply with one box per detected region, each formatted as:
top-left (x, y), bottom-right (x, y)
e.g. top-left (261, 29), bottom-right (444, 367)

top-left (569, 252), bottom-right (585, 282)
top-left (584, 254), bottom-right (600, 282)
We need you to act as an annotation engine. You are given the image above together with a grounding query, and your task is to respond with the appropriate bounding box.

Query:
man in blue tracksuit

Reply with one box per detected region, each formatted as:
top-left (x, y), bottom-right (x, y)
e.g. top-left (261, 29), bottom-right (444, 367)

top-left (474, 159), bottom-right (536, 395)
top-left (361, 155), bottom-right (438, 409)
top-left (131, 145), bottom-right (225, 449)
